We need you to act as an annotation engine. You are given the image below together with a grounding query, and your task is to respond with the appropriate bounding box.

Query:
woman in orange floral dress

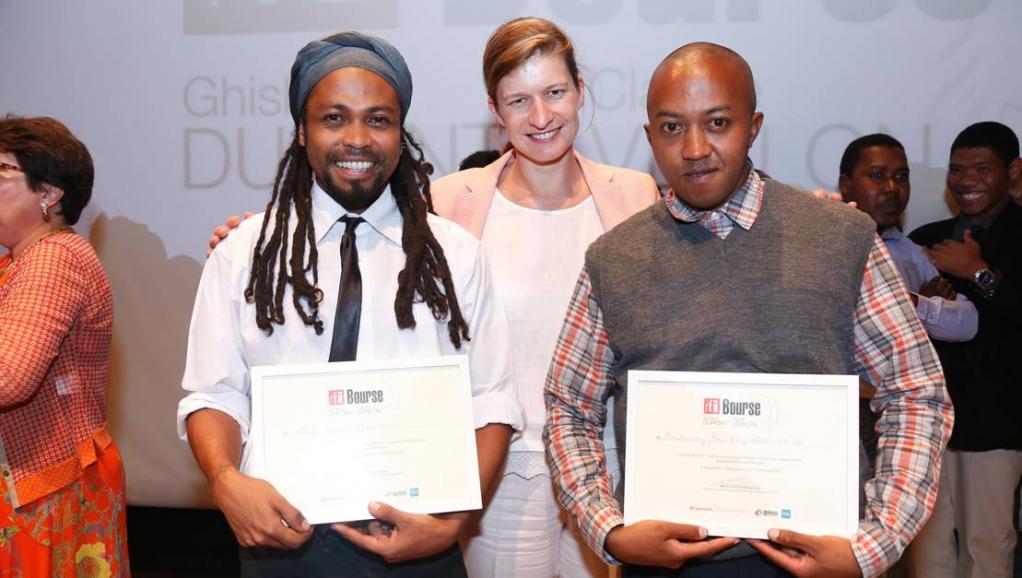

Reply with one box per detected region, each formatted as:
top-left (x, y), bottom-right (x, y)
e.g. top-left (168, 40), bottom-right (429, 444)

top-left (0, 116), bottom-right (128, 577)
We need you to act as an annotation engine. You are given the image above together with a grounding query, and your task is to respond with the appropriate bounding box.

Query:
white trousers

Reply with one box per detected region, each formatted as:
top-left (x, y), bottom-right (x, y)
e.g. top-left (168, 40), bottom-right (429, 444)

top-left (904, 448), bottom-right (1022, 578)
top-left (462, 473), bottom-right (611, 578)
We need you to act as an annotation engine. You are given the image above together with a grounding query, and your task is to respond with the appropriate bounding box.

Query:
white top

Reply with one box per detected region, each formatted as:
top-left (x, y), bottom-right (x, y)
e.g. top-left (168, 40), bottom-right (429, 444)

top-left (881, 227), bottom-right (978, 342)
top-left (482, 188), bottom-right (610, 460)
top-left (178, 184), bottom-right (524, 453)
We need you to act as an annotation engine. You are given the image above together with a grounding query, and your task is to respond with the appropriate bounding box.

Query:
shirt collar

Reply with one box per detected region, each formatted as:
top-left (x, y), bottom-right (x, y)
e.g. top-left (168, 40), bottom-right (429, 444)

top-left (953, 202), bottom-right (1004, 236)
top-left (664, 161), bottom-right (762, 231)
top-left (311, 181), bottom-right (404, 246)
top-left (879, 227), bottom-right (904, 241)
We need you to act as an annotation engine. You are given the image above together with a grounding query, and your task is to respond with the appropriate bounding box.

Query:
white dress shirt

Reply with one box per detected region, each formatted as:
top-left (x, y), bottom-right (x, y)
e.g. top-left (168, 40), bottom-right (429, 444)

top-left (881, 227), bottom-right (978, 342)
top-left (178, 184), bottom-right (523, 455)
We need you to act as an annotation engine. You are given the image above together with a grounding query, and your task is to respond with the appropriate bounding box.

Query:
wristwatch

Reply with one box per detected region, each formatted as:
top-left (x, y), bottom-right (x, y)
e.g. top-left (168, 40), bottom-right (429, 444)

top-left (971, 267), bottom-right (1000, 298)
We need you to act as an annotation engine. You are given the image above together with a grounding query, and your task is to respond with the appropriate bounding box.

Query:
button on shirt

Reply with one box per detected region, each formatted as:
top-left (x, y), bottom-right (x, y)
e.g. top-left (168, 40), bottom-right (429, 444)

top-left (178, 184), bottom-right (523, 454)
top-left (544, 167), bottom-right (952, 577)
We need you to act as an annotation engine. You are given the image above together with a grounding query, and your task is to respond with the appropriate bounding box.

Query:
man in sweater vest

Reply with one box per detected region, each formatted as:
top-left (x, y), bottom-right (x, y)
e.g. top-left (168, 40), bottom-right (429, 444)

top-left (543, 42), bottom-right (952, 578)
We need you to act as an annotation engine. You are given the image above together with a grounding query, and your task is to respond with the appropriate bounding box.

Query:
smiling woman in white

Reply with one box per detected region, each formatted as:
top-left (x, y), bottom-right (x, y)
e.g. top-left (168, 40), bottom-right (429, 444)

top-left (431, 17), bottom-right (659, 578)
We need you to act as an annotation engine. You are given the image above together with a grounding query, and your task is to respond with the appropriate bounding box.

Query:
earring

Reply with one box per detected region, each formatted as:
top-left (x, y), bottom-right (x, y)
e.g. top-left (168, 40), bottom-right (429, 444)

top-left (40, 202), bottom-right (50, 222)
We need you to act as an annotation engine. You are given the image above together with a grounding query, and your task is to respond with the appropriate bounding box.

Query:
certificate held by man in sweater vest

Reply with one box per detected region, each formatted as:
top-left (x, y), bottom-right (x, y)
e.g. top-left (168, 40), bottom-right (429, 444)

top-left (624, 371), bottom-right (858, 539)
top-left (244, 355), bottom-right (481, 524)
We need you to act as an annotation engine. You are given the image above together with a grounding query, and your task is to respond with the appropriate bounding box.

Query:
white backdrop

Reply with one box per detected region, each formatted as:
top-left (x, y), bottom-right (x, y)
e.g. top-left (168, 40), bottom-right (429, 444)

top-left (1, 1), bottom-right (1019, 507)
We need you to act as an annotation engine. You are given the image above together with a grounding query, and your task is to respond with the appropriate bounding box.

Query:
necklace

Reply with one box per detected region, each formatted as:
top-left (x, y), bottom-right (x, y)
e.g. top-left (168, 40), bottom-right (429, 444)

top-left (39, 227), bottom-right (74, 242)
top-left (0, 254), bottom-right (13, 285)
top-left (0, 227), bottom-right (73, 280)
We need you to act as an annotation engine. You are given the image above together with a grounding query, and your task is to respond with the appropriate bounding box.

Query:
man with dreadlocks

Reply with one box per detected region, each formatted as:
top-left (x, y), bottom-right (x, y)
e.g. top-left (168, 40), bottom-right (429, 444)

top-left (177, 32), bottom-right (522, 577)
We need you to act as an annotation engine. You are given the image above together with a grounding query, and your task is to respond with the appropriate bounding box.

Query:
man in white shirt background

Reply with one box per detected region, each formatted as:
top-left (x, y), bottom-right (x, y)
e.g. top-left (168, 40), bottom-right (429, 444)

top-left (177, 31), bottom-right (521, 577)
top-left (838, 132), bottom-right (977, 477)
top-left (839, 133), bottom-right (978, 344)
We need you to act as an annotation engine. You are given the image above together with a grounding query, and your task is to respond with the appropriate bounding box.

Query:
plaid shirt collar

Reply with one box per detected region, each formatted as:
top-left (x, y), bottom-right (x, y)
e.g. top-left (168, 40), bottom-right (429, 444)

top-left (664, 161), bottom-right (763, 238)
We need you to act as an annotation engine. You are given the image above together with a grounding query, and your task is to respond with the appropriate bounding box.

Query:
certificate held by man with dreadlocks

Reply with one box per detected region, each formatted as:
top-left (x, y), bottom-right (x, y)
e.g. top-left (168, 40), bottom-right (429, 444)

top-left (244, 355), bottom-right (481, 524)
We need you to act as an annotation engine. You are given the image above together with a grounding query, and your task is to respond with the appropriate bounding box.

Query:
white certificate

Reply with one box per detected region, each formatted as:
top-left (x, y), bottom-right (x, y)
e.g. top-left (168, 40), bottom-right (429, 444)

top-left (624, 371), bottom-right (858, 539)
top-left (245, 355), bottom-right (481, 524)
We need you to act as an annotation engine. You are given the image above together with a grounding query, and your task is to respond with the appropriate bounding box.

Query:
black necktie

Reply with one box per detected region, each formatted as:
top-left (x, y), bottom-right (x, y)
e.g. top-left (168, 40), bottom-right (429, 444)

top-left (329, 216), bottom-right (363, 362)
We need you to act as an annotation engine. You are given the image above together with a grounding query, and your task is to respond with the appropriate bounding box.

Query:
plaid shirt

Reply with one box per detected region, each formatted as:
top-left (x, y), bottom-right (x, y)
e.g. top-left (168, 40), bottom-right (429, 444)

top-left (543, 168), bottom-right (952, 577)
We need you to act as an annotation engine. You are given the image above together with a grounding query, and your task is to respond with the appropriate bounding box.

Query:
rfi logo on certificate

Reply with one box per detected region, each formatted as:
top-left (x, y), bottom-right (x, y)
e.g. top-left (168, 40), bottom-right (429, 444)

top-left (703, 398), bottom-right (721, 414)
top-left (328, 389), bottom-right (346, 406)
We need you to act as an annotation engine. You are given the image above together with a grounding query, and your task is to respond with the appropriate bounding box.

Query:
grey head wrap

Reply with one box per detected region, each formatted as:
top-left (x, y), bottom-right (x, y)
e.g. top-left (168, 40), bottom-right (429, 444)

top-left (289, 31), bottom-right (413, 124)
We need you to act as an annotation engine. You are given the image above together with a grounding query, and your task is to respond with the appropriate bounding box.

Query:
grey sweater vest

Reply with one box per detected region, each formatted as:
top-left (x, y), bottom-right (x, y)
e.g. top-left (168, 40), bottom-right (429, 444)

top-left (585, 180), bottom-right (875, 559)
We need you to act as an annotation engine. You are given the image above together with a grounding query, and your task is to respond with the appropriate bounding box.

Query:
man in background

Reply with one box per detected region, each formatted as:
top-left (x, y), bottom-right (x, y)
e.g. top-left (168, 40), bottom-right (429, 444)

top-left (838, 133), bottom-right (977, 472)
top-left (907, 121), bottom-right (1022, 578)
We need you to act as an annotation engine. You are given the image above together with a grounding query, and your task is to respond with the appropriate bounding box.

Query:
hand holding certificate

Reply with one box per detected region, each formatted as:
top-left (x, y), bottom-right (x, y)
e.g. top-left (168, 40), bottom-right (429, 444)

top-left (331, 501), bottom-right (467, 564)
top-left (604, 521), bottom-right (739, 569)
top-left (748, 529), bottom-right (861, 577)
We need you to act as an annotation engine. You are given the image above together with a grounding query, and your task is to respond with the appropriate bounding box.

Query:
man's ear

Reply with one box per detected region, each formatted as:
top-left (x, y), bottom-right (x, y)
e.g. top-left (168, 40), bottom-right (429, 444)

top-left (837, 174), bottom-right (850, 201)
top-left (748, 111), bottom-right (764, 145)
top-left (1008, 156), bottom-right (1022, 183)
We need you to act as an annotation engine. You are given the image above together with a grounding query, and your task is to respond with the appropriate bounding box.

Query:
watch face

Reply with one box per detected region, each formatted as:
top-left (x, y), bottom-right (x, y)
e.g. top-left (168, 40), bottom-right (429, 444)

top-left (974, 268), bottom-right (994, 287)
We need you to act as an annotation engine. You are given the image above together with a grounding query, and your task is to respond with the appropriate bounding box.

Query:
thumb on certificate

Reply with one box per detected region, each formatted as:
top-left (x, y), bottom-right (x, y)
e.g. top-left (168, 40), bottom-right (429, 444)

top-left (669, 536), bottom-right (740, 559)
top-left (368, 501), bottom-right (408, 526)
top-left (276, 501), bottom-right (311, 533)
top-left (662, 522), bottom-right (709, 542)
top-left (768, 528), bottom-right (818, 554)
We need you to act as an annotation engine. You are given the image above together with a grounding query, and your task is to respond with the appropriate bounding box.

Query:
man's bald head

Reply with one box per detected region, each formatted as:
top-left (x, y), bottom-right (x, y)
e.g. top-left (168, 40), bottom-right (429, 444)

top-left (648, 42), bottom-right (757, 114)
top-left (643, 42), bottom-right (764, 210)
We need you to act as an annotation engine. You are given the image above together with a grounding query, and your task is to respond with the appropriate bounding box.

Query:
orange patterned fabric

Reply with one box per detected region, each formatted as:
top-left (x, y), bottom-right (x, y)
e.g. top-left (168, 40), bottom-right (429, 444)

top-left (0, 440), bottom-right (129, 577)
top-left (0, 231), bottom-right (113, 507)
top-left (0, 255), bottom-right (11, 287)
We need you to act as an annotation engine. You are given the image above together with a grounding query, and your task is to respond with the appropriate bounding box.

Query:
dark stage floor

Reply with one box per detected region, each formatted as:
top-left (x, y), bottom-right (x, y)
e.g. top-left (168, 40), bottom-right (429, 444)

top-left (128, 506), bottom-right (239, 578)
top-left (128, 505), bottom-right (1022, 577)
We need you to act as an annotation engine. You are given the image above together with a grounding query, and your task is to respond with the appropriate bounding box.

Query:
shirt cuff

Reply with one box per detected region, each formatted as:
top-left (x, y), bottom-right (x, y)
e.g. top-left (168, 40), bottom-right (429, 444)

top-left (852, 521), bottom-right (901, 578)
top-left (177, 390), bottom-right (252, 444)
top-left (583, 502), bottom-right (626, 565)
top-left (914, 294), bottom-right (936, 324)
top-left (471, 390), bottom-right (525, 432)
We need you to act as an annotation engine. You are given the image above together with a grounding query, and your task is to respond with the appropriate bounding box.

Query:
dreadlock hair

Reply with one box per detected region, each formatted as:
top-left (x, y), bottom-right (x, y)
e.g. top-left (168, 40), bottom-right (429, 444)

top-left (244, 127), bottom-right (471, 349)
top-left (245, 131), bottom-right (322, 336)
top-left (391, 128), bottom-right (471, 349)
